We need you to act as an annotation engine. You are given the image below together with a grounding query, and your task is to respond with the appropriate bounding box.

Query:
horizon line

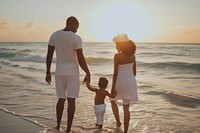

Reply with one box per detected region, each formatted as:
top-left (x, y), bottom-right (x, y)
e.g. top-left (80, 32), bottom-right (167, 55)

top-left (0, 41), bottom-right (200, 45)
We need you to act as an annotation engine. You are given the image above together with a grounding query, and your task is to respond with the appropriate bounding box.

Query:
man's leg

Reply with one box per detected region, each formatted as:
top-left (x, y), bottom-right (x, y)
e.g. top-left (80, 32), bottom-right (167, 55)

top-left (66, 98), bottom-right (76, 133)
top-left (56, 98), bottom-right (66, 130)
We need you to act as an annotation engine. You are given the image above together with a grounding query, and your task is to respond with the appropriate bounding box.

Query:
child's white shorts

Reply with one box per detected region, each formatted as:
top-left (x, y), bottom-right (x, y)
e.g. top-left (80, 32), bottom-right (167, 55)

top-left (94, 104), bottom-right (106, 125)
top-left (55, 75), bottom-right (80, 99)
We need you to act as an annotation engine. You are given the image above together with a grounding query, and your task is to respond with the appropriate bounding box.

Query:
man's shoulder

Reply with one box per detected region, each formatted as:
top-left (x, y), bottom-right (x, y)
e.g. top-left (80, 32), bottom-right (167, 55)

top-left (51, 30), bottom-right (62, 36)
top-left (70, 32), bottom-right (81, 38)
top-left (71, 33), bottom-right (82, 42)
top-left (60, 31), bottom-right (81, 38)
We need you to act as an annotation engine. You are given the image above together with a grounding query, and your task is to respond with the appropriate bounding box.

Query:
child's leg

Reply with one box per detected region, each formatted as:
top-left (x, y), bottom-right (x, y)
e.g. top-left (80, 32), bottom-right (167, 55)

top-left (95, 112), bottom-right (103, 129)
top-left (111, 101), bottom-right (121, 127)
top-left (95, 109), bottom-right (104, 129)
top-left (95, 112), bottom-right (98, 126)
top-left (98, 124), bottom-right (103, 129)
top-left (98, 110), bottom-right (105, 129)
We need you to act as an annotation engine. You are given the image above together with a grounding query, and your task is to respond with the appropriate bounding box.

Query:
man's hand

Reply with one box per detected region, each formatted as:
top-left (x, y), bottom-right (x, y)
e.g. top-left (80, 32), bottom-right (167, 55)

top-left (83, 73), bottom-right (90, 83)
top-left (45, 74), bottom-right (52, 85)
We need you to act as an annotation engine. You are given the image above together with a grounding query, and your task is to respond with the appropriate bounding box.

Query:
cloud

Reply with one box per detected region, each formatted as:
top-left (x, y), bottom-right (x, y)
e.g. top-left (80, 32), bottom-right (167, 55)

top-left (25, 22), bottom-right (34, 29)
top-left (180, 25), bottom-right (200, 35)
top-left (0, 18), bottom-right (9, 30)
top-left (163, 24), bottom-right (200, 43)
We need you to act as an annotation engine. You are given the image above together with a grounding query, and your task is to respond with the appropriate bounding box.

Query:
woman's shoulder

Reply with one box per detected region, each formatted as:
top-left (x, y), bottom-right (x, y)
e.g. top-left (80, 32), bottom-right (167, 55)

top-left (114, 52), bottom-right (123, 57)
top-left (114, 53), bottom-right (120, 58)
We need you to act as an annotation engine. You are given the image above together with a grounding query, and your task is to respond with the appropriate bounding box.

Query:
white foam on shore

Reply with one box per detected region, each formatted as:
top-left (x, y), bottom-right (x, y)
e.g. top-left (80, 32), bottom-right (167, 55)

top-left (0, 108), bottom-right (45, 133)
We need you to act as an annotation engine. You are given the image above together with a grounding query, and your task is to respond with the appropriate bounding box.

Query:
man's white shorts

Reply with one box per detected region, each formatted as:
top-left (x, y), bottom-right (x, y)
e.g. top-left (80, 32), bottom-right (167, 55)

top-left (94, 104), bottom-right (106, 125)
top-left (55, 75), bottom-right (80, 99)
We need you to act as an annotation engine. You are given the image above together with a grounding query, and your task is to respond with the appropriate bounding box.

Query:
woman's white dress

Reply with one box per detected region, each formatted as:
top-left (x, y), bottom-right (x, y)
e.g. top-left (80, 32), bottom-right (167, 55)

top-left (114, 63), bottom-right (138, 101)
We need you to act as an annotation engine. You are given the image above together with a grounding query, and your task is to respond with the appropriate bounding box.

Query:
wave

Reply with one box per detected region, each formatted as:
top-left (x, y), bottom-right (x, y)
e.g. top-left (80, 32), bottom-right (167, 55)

top-left (86, 57), bottom-right (112, 65)
top-left (0, 51), bottom-right (18, 58)
top-left (10, 55), bottom-right (46, 63)
top-left (7, 55), bottom-right (112, 65)
top-left (137, 52), bottom-right (181, 57)
top-left (0, 48), bottom-right (31, 59)
top-left (9, 56), bottom-right (112, 64)
top-left (144, 90), bottom-right (200, 108)
top-left (0, 61), bottom-right (11, 65)
top-left (138, 61), bottom-right (200, 73)
top-left (164, 76), bottom-right (200, 80)
top-left (0, 107), bottom-right (46, 128)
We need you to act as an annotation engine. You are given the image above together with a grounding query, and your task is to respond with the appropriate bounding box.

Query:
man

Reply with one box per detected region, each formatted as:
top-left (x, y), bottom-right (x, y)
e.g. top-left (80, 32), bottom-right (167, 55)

top-left (45, 16), bottom-right (90, 133)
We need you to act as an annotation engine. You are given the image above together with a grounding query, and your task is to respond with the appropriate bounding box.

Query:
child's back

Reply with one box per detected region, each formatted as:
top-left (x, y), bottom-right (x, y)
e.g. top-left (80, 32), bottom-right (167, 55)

top-left (86, 77), bottom-right (115, 129)
top-left (94, 89), bottom-right (111, 105)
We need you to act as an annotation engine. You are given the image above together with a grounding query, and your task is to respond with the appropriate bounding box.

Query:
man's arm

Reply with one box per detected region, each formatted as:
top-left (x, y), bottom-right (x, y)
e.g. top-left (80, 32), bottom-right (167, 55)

top-left (76, 48), bottom-right (90, 82)
top-left (45, 45), bottom-right (55, 84)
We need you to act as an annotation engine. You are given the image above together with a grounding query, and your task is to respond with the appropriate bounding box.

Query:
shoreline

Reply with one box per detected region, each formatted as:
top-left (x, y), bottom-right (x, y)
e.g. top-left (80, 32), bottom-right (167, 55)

top-left (0, 109), bottom-right (44, 133)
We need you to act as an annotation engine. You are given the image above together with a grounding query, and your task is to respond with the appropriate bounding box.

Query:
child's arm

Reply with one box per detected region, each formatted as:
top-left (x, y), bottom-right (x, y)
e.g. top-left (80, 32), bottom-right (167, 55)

top-left (105, 90), bottom-right (116, 98)
top-left (86, 80), bottom-right (98, 92)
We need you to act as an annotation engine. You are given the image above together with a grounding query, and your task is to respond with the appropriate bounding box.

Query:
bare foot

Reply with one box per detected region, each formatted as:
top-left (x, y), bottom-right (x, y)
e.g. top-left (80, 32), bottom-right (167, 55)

top-left (117, 122), bottom-right (121, 127)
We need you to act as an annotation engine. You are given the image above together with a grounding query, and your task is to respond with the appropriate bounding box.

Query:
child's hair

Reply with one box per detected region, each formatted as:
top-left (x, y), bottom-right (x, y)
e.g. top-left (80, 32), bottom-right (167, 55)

top-left (98, 77), bottom-right (108, 89)
top-left (116, 40), bottom-right (136, 55)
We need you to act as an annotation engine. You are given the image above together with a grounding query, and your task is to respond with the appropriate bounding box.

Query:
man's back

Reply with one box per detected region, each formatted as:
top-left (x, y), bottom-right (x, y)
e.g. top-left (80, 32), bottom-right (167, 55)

top-left (48, 30), bottom-right (82, 75)
top-left (46, 16), bottom-right (90, 133)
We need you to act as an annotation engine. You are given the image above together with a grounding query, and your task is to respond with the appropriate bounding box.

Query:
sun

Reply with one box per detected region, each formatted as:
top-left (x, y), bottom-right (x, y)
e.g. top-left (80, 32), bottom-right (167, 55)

top-left (83, 1), bottom-right (159, 42)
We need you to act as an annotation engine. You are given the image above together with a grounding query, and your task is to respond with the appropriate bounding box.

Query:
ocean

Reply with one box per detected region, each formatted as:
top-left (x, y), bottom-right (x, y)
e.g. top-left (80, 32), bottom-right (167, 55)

top-left (0, 42), bottom-right (200, 133)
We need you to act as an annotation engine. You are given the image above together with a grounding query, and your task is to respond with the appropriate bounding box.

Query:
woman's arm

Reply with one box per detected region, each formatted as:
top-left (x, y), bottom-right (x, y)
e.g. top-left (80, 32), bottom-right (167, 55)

top-left (111, 54), bottom-right (119, 96)
top-left (133, 55), bottom-right (136, 76)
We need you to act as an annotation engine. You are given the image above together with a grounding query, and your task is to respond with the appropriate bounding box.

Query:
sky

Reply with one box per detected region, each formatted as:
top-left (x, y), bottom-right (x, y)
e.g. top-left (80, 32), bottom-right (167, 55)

top-left (0, 0), bottom-right (200, 43)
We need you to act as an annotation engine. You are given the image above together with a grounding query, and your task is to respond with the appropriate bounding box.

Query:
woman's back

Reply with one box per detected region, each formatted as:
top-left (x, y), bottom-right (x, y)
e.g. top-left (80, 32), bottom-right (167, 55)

top-left (116, 53), bottom-right (135, 65)
top-left (115, 62), bottom-right (138, 101)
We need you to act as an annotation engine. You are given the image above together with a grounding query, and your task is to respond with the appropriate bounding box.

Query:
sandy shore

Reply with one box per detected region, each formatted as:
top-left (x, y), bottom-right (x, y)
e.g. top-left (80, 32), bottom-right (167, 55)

top-left (0, 109), bottom-right (44, 133)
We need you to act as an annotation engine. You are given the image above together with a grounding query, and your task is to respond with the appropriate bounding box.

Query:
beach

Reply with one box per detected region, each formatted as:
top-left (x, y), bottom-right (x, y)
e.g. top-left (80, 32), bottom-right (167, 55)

top-left (0, 109), bottom-right (43, 133)
top-left (0, 42), bottom-right (200, 133)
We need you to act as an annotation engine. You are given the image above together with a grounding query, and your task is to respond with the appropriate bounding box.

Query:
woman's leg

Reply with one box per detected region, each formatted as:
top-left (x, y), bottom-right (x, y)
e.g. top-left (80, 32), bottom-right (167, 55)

top-left (111, 101), bottom-right (121, 127)
top-left (123, 104), bottom-right (130, 133)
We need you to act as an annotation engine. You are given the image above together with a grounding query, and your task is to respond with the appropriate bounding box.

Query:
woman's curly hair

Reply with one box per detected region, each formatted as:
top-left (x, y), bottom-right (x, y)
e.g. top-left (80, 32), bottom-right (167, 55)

top-left (116, 41), bottom-right (136, 55)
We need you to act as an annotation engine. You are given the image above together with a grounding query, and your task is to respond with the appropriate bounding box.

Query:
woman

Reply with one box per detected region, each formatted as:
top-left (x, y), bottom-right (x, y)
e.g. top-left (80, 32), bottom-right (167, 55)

top-left (110, 34), bottom-right (138, 133)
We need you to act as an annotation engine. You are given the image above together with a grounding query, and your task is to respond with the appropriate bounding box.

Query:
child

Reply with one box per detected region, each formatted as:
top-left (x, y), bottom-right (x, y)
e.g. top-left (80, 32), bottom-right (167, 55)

top-left (86, 77), bottom-right (115, 129)
top-left (110, 34), bottom-right (138, 133)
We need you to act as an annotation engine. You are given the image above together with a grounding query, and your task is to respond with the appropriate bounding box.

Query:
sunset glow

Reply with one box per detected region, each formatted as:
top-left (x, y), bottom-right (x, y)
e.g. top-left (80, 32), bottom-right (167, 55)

top-left (0, 0), bottom-right (200, 43)
top-left (82, 1), bottom-right (159, 42)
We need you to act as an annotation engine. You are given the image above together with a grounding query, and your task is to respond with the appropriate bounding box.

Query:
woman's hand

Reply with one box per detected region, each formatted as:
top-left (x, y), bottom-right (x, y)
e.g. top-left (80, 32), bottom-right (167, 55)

top-left (111, 87), bottom-right (117, 97)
